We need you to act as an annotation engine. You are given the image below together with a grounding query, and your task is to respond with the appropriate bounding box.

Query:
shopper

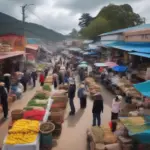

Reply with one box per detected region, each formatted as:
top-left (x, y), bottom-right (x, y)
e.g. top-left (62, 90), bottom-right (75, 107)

top-left (31, 69), bottom-right (37, 88)
top-left (39, 72), bottom-right (45, 86)
top-left (53, 73), bottom-right (58, 89)
top-left (4, 73), bottom-right (11, 93)
top-left (92, 93), bottom-right (104, 126)
top-left (44, 68), bottom-right (49, 77)
top-left (78, 84), bottom-right (87, 109)
top-left (111, 95), bottom-right (122, 132)
top-left (68, 80), bottom-right (76, 115)
top-left (0, 82), bottom-right (8, 119)
top-left (20, 73), bottom-right (28, 92)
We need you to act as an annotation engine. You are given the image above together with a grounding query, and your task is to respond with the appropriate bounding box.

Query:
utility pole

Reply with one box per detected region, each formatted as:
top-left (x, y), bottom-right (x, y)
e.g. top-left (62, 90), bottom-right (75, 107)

top-left (21, 4), bottom-right (34, 35)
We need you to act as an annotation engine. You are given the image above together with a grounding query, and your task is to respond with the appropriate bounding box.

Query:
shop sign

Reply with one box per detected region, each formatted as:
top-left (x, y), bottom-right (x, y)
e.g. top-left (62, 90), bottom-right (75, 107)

top-left (0, 34), bottom-right (26, 51)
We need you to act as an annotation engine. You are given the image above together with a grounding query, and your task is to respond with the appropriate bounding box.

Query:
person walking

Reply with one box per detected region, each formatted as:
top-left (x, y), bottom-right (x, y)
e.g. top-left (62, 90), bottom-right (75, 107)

top-left (0, 82), bottom-right (8, 120)
top-left (44, 68), bottom-right (49, 77)
top-left (4, 73), bottom-right (11, 93)
top-left (53, 73), bottom-right (58, 89)
top-left (31, 69), bottom-right (37, 88)
top-left (111, 95), bottom-right (122, 132)
top-left (20, 72), bottom-right (28, 92)
top-left (92, 93), bottom-right (104, 126)
top-left (68, 79), bottom-right (76, 115)
top-left (78, 84), bottom-right (87, 109)
top-left (39, 72), bottom-right (45, 86)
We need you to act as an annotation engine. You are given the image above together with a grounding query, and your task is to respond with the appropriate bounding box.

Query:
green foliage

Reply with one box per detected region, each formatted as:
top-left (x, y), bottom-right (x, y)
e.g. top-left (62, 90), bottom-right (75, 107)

top-left (97, 4), bottom-right (144, 30)
top-left (27, 99), bottom-right (46, 107)
top-left (34, 93), bottom-right (49, 99)
top-left (79, 13), bottom-right (93, 28)
top-left (43, 84), bottom-right (51, 91)
top-left (81, 17), bottom-right (110, 39)
top-left (0, 12), bottom-right (65, 41)
top-left (80, 4), bottom-right (144, 39)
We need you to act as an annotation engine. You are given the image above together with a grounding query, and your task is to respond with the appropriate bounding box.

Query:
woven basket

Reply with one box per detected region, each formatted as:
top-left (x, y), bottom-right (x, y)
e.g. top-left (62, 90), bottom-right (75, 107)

top-left (40, 122), bottom-right (55, 134)
top-left (11, 109), bottom-right (23, 121)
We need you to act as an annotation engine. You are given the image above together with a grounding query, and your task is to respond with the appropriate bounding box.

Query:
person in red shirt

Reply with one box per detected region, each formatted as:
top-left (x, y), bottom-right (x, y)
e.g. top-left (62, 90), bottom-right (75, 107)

top-left (39, 72), bottom-right (45, 86)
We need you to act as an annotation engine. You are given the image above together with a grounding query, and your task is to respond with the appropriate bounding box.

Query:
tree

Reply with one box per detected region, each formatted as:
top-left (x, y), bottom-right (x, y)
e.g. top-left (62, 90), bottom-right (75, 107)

top-left (78, 13), bottom-right (93, 28)
top-left (80, 17), bottom-right (111, 39)
top-left (98, 4), bottom-right (144, 30)
top-left (69, 28), bottom-right (78, 38)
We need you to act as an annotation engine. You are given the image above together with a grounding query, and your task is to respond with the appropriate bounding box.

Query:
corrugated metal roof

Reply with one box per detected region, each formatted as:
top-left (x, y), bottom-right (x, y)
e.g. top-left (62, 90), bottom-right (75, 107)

top-left (100, 24), bottom-right (150, 36)
top-left (0, 51), bottom-right (24, 60)
top-left (130, 52), bottom-right (150, 58)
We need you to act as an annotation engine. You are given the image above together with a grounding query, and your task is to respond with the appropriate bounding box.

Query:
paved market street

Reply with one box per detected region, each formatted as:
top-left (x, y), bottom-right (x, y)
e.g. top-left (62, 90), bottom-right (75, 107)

top-left (0, 73), bottom-right (114, 150)
top-left (53, 80), bottom-right (114, 150)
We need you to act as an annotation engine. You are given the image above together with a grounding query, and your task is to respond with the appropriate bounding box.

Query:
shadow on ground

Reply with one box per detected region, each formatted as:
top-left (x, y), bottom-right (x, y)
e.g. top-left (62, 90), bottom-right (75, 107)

top-left (66, 109), bottom-right (85, 127)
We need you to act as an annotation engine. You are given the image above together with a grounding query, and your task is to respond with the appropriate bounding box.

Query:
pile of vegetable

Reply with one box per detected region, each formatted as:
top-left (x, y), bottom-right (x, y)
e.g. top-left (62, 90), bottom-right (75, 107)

top-left (43, 84), bottom-right (51, 92)
top-left (5, 119), bottom-right (39, 145)
top-left (27, 99), bottom-right (48, 108)
top-left (34, 93), bottom-right (49, 100)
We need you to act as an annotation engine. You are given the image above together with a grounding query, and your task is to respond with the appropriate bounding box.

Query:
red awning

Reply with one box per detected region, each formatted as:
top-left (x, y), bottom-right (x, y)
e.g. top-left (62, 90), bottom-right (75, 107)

top-left (0, 51), bottom-right (25, 60)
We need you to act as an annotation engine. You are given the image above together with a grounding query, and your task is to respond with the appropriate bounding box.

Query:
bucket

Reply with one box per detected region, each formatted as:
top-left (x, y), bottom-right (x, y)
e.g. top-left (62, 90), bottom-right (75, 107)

top-left (40, 122), bottom-right (55, 146)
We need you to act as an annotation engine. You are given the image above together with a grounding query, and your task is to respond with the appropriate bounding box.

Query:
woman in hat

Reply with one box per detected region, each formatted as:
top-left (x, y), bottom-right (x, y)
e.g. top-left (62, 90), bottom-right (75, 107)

top-left (111, 95), bottom-right (122, 132)
top-left (78, 84), bottom-right (87, 109)
top-left (0, 82), bottom-right (8, 119)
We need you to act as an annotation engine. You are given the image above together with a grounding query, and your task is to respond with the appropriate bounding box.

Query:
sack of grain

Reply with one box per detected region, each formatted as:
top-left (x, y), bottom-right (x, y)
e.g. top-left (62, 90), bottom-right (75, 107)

top-left (95, 143), bottom-right (106, 150)
top-left (91, 127), bottom-right (104, 143)
top-left (105, 143), bottom-right (121, 150)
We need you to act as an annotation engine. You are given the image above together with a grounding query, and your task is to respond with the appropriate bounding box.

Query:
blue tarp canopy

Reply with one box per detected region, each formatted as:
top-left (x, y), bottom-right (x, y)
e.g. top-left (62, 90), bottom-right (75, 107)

top-left (112, 66), bottom-right (128, 72)
top-left (105, 42), bottom-right (150, 53)
top-left (134, 81), bottom-right (150, 97)
top-left (130, 52), bottom-right (150, 58)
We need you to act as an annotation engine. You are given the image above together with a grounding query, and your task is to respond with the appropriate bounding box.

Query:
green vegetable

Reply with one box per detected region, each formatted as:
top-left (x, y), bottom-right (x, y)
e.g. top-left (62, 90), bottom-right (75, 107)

top-left (27, 99), bottom-right (47, 107)
top-left (43, 84), bottom-right (51, 91)
top-left (34, 93), bottom-right (49, 99)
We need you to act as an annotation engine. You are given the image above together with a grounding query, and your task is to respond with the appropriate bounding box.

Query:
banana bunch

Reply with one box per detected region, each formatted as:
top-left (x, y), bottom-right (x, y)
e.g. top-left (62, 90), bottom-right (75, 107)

top-left (5, 119), bottom-right (39, 145)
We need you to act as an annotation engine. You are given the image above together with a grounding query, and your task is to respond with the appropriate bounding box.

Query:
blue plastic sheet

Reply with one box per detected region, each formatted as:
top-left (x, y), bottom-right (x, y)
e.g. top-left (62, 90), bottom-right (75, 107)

top-left (134, 80), bottom-right (150, 97)
top-left (112, 66), bottom-right (127, 72)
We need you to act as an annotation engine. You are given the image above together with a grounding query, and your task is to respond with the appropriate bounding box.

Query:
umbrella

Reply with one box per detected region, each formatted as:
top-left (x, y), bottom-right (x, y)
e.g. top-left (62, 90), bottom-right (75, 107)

top-left (105, 61), bottom-right (118, 68)
top-left (94, 63), bottom-right (107, 67)
top-left (80, 61), bottom-right (88, 64)
top-left (112, 66), bottom-right (128, 72)
top-left (78, 64), bottom-right (88, 68)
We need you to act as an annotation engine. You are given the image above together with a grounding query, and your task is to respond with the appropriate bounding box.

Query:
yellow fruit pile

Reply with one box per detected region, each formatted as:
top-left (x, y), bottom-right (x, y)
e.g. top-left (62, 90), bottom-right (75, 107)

top-left (5, 119), bottom-right (40, 145)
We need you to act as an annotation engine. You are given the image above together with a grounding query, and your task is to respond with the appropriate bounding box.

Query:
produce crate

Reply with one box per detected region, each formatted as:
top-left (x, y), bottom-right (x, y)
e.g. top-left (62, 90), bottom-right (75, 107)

top-left (49, 109), bottom-right (65, 123)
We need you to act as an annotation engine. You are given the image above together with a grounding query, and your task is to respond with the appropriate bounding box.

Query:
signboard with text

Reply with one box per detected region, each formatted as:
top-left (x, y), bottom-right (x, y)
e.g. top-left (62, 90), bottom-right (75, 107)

top-left (0, 34), bottom-right (26, 51)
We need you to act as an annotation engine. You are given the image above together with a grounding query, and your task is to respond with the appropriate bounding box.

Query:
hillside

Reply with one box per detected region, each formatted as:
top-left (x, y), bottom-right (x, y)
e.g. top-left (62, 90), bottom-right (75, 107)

top-left (0, 12), bottom-right (65, 41)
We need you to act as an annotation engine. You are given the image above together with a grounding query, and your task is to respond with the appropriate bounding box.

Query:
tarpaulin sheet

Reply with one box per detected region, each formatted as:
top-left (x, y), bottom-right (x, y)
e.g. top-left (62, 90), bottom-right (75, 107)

top-left (112, 66), bottom-right (127, 72)
top-left (134, 80), bottom-right (150, 97)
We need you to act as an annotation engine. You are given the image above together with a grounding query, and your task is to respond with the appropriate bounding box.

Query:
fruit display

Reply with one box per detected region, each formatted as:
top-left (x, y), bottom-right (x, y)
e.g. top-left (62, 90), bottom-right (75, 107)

top-left (5, 119), bottom-right (40, 145)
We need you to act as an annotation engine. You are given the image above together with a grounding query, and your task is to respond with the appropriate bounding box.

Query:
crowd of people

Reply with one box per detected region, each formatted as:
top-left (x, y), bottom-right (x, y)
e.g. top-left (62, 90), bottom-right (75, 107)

top-left (0, 54), bottom-right (123, 131)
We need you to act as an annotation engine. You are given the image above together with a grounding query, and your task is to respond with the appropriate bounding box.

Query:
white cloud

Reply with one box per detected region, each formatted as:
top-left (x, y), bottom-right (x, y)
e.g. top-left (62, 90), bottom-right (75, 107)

top-left (0, 0), bottom-right (149, 34)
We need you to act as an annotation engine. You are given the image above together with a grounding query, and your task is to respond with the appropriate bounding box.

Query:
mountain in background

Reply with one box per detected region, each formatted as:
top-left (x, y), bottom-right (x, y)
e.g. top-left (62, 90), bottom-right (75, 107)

top-left (0, 12), bottom-right (65, 41)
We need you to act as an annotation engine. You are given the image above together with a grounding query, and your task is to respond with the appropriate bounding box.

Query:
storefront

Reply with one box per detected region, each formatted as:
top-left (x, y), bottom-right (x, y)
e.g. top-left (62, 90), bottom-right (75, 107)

top-left (0, 51), bottom-right (25, 74)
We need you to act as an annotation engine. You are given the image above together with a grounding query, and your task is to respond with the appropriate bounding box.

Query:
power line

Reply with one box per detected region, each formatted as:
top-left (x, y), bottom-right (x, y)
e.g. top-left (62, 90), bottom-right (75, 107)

top-left (26, 8), bottom-right (50, 28)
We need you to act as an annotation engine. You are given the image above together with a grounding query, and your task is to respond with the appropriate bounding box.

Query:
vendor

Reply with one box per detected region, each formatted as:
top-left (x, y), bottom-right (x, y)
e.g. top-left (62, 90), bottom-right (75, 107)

top-left (0, 82), bottom-right (8, 119)
top-left (4, 73), bottom-right (11, 93)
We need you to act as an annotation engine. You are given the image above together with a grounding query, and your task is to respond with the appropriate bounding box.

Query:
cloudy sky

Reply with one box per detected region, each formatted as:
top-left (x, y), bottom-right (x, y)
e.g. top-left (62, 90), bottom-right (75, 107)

top-left (0, 0), bottom-right (149, 34)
